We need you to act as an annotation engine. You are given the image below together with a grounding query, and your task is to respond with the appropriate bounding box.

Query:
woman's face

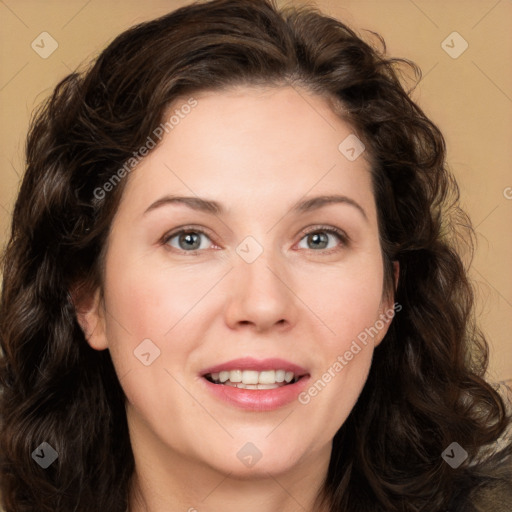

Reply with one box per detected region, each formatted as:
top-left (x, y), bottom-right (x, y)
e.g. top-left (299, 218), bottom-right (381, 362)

top-left (81, 85), bottom-right (395, 479)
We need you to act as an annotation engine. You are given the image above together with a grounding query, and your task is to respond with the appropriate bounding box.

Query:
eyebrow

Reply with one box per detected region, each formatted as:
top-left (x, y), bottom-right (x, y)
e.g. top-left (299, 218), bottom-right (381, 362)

top-left (143, 194), bottom-right (367, 221)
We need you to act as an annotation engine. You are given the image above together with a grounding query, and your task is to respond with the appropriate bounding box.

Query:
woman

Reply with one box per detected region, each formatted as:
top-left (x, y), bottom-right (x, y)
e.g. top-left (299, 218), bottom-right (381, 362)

top-left (0, 0), bottom-right (510, 510)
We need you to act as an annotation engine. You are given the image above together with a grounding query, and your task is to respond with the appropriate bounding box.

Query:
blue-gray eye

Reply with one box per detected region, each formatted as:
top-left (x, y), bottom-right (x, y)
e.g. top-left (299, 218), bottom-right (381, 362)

top-left (165, 230), bottom-right (211, 251)
top-left (297, 229), bottom-right (345, 250)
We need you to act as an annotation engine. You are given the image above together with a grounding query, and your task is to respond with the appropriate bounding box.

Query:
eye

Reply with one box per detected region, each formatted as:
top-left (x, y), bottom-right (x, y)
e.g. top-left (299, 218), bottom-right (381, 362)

top-left (161, 225), bottom-right (348, 254)
top-left (163, 228), bottom-right (214, 252)
top-left (297, 226), bottom-right (348, 252)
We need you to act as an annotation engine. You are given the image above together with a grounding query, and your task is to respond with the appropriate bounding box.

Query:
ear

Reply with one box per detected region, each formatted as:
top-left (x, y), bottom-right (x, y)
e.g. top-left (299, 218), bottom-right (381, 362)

top-left (71, 285), bottom-right (108, 351)
top-left (393, 260), bottom-right (400, 292)
top-left (374, 260), bottom-right (400, 348)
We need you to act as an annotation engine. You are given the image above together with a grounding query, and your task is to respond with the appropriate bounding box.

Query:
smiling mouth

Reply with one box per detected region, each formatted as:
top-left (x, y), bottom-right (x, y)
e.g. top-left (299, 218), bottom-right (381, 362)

top-left (204, 369), bottom-right (305, 390)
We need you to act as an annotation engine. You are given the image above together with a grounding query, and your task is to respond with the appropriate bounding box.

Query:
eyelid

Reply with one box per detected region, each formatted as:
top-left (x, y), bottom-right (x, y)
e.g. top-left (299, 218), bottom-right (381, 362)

top-left (161, 224), bottom-right (213, 239)
top-left (300, 224), bottom-right (349, 240)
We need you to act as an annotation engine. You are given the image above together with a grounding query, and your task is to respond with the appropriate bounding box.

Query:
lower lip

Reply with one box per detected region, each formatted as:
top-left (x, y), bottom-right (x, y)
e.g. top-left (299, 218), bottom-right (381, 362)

top-left (201, 376), bottom-right (310, 411)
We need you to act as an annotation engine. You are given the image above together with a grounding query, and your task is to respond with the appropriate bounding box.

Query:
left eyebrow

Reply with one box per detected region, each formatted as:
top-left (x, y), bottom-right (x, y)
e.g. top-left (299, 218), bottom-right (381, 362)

top-left (291, 194), bottom-right (368, 222)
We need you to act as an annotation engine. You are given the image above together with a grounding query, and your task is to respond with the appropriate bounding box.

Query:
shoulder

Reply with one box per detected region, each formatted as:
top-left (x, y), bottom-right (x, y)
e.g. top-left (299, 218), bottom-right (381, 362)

top-left (449, 420), bottom-right (512, 511)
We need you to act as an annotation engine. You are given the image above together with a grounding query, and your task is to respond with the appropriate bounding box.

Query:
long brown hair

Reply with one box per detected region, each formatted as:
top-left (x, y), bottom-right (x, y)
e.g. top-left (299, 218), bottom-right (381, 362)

top-left (1, 1), bottom-right (510, 511)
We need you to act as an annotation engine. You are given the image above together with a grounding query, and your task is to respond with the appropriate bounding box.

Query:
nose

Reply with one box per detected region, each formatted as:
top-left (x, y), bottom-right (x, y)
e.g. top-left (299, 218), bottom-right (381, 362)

top-left (223, 252), bottom-right (298, 333)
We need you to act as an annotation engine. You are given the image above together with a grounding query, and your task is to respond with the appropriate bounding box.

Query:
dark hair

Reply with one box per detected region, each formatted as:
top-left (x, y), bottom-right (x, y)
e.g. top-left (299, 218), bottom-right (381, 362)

top-left (1, 0), bottom-right (511, 510)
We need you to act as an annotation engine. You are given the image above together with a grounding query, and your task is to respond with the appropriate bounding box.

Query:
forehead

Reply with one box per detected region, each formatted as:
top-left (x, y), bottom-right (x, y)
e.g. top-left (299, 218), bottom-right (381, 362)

top-left (117, 85), bottom-right (376, 221)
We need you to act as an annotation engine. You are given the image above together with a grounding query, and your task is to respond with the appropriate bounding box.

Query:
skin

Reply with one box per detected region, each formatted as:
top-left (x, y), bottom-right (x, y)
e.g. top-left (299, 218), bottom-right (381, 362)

top-left (78, 85), bottom-right (398, 512)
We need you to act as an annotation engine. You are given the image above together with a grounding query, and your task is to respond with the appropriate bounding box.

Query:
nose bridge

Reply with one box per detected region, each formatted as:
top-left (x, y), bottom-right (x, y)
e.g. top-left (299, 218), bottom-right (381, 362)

top-left (236, 242), bottom-right (286, 302)
top-left (223, 240), bottom-right (297, 331)
top-left (239, 249), bottom-right (281, 295)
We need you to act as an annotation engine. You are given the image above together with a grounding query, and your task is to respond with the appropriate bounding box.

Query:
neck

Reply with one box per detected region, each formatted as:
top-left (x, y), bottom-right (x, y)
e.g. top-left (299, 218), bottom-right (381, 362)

top-left (129, 468), bottom-right (330, 512)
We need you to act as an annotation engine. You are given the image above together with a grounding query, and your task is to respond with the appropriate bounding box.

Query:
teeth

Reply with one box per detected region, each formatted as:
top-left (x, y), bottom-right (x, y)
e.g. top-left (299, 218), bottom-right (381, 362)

top-left (225, 382), bottom-right (280, 390)
top-left (207, 369), bottom-right (299, 386)
top-left (258, 370), bottom-right (275, 384)
top-left (230, 369), bottom-right (242, 383)
top-left (275, 369), bottom-right (285, 382)
top-left (242, 370), bottom-right (259, 385)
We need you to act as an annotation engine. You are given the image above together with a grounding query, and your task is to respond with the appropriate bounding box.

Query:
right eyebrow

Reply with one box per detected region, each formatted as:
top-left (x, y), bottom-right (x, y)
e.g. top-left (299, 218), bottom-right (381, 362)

top-left (143, 195), bottom-right (223, 216)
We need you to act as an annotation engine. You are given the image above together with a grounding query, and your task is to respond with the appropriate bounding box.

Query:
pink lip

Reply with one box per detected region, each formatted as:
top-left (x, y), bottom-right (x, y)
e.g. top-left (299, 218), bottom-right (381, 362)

top-left (201, 357), bottom-right (308, 376)
top-left (200, 357), bottom-right (310, 412)
top-left (201, 375), bottom-right (310, 411)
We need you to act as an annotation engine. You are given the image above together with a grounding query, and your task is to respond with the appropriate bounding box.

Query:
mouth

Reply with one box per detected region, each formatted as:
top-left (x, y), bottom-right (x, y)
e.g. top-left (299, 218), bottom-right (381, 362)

top-left (199, 358), bottom-right (310, 410)
top-left (203, 369), bottom-right (304, 389)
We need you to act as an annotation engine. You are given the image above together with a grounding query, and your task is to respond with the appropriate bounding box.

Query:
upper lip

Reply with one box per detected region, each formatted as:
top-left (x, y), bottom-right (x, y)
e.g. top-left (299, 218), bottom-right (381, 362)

top-left (201, 357), bottom-right (309, 376)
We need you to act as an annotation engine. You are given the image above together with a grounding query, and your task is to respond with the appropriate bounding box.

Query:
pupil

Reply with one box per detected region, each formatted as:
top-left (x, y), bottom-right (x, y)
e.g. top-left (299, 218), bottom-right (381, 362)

top-left (309, 232), bottom-right (327, 249)
top-left (180, 232), bottom-right (200, 250)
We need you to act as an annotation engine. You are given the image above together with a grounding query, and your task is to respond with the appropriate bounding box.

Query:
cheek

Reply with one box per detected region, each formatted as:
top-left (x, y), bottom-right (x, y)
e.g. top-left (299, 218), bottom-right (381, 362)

top-left (300, 256), bottom-right (385, 344)
top-left (102, 255), bottom-right (223, 342)
top-left (99, 250), bottom-right (231, 394)
top-left (294, 255), bottom-right (385, 426)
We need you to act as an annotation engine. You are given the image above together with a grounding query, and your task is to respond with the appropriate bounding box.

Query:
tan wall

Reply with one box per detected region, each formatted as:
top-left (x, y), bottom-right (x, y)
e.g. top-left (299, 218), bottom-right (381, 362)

top-left (0, 0), bottom-right (511, 386)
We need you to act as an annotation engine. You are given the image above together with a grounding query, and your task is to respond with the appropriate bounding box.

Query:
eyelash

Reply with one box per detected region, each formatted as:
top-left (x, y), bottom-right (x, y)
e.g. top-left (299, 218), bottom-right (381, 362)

top-left (161, 224), bottom-right (349, 255)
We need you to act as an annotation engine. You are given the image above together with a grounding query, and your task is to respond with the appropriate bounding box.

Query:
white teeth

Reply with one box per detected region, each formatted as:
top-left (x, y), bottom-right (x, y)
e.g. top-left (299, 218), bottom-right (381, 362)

top-left (241, 370), bottom-right (259, 385)
top-left (207, 369), bottom-right (299, 386)
top-left (234, 383), bottom-right (280, 390)
top-left (230, 370), bottom-right (242, 383)
top-left (258, 370), bottom-right (275, 384)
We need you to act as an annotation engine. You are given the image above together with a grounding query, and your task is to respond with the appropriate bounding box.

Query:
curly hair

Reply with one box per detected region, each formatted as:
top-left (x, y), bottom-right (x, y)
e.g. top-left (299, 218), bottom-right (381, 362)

top-left (1, 0), bottom-right (511, 511)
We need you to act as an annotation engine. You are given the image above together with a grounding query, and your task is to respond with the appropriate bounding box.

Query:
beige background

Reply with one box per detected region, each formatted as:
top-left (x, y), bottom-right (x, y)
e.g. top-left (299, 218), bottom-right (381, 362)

top-left (0, 0), bottom-right (511, 383)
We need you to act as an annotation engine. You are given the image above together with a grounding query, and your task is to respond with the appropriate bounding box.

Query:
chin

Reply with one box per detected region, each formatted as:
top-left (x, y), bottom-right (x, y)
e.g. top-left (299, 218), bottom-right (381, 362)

top-left (196, 433), bottom-right (315, 478)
